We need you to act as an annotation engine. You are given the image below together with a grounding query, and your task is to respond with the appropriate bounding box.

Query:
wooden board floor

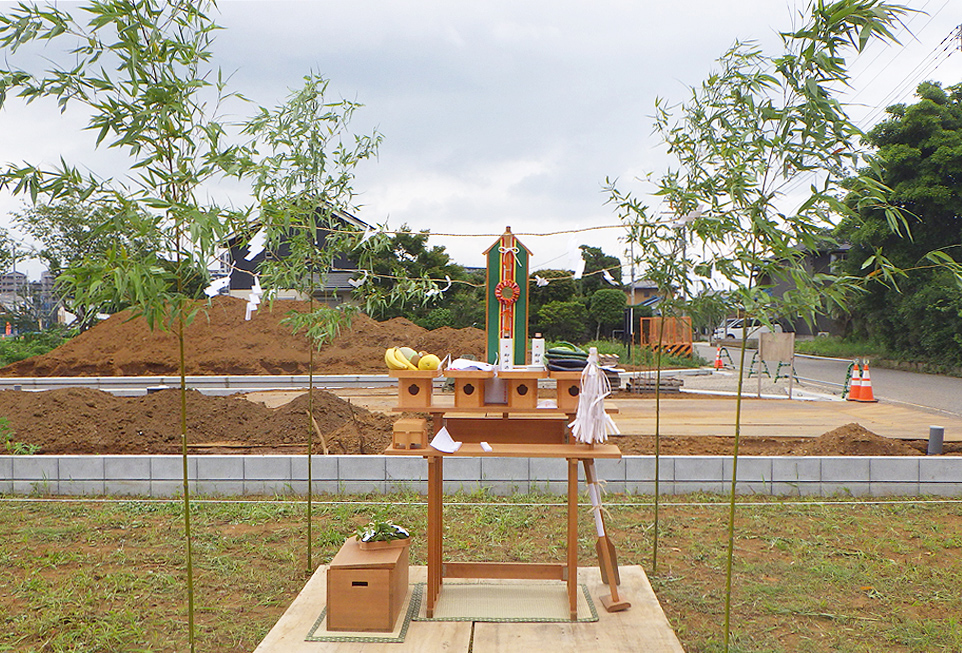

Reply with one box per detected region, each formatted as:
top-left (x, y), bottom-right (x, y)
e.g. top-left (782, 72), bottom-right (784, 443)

top-left (254, 565), bottom-right (685, 653)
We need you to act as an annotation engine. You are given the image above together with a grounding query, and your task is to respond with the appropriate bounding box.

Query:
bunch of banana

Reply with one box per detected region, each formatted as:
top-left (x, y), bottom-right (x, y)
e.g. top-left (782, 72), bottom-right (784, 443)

top-left (384, 346), bottom-right (442, 371)
top-left (545, 342), bottom-right (589, 371)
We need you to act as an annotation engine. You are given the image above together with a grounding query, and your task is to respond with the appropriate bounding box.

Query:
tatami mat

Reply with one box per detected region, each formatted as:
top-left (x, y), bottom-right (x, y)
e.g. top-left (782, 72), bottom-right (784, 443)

top-left (415, 581), bottom-right (598, 623)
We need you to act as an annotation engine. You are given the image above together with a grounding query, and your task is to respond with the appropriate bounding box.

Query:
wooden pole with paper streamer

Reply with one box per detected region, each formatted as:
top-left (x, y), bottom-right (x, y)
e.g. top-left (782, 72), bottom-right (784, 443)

top-left (569, 347), bottom-right (620, 444)
top-left (584, 458), bottom-right (630, 612)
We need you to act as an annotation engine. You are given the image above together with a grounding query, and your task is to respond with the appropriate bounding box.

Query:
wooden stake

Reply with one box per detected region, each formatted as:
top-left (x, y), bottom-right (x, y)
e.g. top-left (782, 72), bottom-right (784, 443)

top-left (308, 411), bottom-right (329, 456)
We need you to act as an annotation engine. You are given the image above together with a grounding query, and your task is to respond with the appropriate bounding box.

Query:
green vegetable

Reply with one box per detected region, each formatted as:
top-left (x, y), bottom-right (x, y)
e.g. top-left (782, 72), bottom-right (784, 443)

top-left (356, 520), bottom-right (410, 543)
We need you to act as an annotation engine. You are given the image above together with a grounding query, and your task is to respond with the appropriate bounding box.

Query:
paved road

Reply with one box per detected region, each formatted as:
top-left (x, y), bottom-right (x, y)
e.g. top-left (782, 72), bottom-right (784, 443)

top-left (694, 343), bottom-right (962, 419)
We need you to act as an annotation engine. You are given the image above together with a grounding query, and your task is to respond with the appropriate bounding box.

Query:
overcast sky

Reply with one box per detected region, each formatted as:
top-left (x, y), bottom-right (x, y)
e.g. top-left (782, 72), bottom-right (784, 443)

top-left (1, 0), bottom-right (960, 279)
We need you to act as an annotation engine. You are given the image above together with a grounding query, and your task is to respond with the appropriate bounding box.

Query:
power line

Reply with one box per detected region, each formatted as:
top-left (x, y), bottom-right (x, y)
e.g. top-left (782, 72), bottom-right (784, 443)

top-left (776, 22), bottom-right (961, 202)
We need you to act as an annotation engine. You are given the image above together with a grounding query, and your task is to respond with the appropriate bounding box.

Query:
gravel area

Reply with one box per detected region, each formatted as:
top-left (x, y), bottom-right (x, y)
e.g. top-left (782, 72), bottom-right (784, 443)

top-left (670, 368), bottom-right (843, 399)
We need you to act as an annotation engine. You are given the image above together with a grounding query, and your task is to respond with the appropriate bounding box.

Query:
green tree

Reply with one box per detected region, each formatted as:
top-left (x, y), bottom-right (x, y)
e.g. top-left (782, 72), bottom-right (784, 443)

top-left (356, 225), bottom-right (481, 327)
top-left (838, 81), bottom-right (962, 366)
top-left (686, 289), bottom-right (731, 337)
top-left (243, 73), bottom-right (379, 349)
top-left (529, 269), bottom-right (578, 305)
top-left (528, 268), bottom-right (579, 336)
top-left (239, 72), bottom-right (382, 573)
top-left (537, 300), bottom-right (589, 342)
top-left (13, 199), bottom-right (165, 328)
top-left (0, 230), bottom-right (14, 273)
top-left (587, 288), bottom-right (626, 339)
top-left (579, 245), bottom-right (622, 296)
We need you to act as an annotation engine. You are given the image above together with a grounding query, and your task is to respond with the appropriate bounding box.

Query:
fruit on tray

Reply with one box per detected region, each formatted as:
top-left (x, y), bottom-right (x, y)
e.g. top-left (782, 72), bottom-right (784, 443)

top-left (384, 347), bottom-right (417, 370)
top-left (384, 347), bottom-right (441, 371)
top-left (398, 346), bottom-right (420, 366)
top-left (418, 353), bottom-right (441, 370)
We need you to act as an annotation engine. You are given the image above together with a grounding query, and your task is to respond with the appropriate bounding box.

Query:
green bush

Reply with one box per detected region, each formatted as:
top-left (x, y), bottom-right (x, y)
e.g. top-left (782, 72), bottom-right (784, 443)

top-left (0, 328), bottom-right (75, 367)
top-left (556, 339), bottom-right (704, 369)
top-left (794, 336), bottom-right (881, 359)
top-left (537, 301), bottom-right (589, 342)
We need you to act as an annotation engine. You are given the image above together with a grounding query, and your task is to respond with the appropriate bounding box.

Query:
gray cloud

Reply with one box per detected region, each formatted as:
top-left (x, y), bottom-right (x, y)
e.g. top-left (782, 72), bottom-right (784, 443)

top-left (2, 0), bottom-right (960, 275)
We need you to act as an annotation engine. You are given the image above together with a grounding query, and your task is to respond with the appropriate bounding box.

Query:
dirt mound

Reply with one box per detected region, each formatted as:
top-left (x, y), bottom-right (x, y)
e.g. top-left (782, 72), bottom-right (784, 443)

top-left (792, 422), bottom-right (921, 456)
top-left (613, 423), bottom-right (947, 457)
top-left (3, 388), bottom-right (954, 457)
top-left (0, 296), bottom-right (486, 377)
top-left (0, 387), bottom-right (395, 455)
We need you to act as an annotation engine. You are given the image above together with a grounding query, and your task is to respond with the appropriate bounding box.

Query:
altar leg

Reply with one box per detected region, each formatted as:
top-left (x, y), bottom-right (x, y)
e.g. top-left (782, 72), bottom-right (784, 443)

top-left (567, 458), bottom-right (578, 620)
top-left (427, 455), bottom-right (443, 617)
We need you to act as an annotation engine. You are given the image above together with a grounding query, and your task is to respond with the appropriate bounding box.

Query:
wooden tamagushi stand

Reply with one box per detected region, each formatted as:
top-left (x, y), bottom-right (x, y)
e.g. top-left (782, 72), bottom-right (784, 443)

top-left (386, 227), bottom-right (630, 620)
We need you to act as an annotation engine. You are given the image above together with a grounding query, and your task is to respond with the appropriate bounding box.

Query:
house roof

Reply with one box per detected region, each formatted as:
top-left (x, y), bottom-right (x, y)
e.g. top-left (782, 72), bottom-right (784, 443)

top-left (223, 204), bottom-right (370, 248)
top-left (627, 279), bottom-right (659, 290)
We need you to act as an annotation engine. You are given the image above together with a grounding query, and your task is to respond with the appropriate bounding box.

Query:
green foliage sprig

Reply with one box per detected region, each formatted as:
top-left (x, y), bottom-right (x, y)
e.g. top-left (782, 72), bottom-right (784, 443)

top-left (1, 417), bottom-right (39, 455)
top-left (356, 520), bottom-right (410, 543)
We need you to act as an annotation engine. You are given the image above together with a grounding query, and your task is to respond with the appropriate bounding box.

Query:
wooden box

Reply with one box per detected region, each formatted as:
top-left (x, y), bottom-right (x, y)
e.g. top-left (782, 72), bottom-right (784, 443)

top-left (393, 418), bottom-right (428, 450)
top-left (446, 370), bottom-right (494, 408)
top-left (498, 369), bottom-right (546, 410)
top-left (327, 536), bottom-right (410, 632)
top-left (549, 371), bottom-right (582, 412)
top-left (390, 370), bottom-right (437, 409)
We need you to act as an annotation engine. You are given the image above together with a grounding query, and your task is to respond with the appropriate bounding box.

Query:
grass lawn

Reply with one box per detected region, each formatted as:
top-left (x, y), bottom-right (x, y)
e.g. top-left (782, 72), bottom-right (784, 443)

top-left (1, 493), bottom-right (960, 652)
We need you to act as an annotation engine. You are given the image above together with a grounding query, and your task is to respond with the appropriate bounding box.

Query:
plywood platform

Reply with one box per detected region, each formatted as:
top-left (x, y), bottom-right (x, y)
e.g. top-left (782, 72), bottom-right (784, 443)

top-left (254, 565), bottom-right (685, 653)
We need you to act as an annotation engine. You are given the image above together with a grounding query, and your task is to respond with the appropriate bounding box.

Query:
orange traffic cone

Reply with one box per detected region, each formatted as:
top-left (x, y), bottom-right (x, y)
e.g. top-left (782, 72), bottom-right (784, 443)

top-left (714, 346), bottom-right (724, 370)
top-left (856, 362), bottom-right (878, 402)
top-left (847, 363), bottom-right (862, 401)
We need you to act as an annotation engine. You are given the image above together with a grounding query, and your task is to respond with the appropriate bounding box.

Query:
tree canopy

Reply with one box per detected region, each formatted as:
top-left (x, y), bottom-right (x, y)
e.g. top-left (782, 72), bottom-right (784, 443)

top-left (13, 199), bottom-right (164, 328)
top-left (838, 81), bottom-right (962, 365)
top-left (356, 225), bottom-right (484, 329)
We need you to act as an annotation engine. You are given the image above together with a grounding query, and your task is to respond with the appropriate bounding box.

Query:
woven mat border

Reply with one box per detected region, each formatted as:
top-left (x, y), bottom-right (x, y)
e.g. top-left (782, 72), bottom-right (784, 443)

top-left (305, 585), bottom-right (420, 643)
top-left (413, 582), bottom-right (599, 623)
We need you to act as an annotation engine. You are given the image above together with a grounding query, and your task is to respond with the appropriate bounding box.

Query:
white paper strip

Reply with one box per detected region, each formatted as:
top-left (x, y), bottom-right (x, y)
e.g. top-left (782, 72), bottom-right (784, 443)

top-left (203, 276), bottom-right (230, 297)
top-left (244, 227), bottom-right (267, 261)
top-left (429, 426), bottom-right (462, 453)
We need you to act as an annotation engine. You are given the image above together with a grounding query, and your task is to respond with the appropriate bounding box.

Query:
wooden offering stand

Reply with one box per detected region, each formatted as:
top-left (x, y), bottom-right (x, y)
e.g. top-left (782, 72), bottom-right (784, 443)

top-left (327, 535), bottom-right (410, 632)
top-left (385, 367), bottom-right (628, 621)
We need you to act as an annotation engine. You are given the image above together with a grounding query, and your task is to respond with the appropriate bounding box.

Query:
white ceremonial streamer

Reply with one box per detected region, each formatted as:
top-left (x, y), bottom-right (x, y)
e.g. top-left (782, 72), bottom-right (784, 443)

top-left (244, 227), bottom-right (267, 261)
top-left (348, 270), bottom-right (369, 288)
top-left (203, 276), bottom-right (230, 298)
top-left (245, 276), bottom-right (263, 321)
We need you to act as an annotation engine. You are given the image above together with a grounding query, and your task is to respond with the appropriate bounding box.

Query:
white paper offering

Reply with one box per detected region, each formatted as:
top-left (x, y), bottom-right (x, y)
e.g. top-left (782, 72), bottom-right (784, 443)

top-left (446, 358), bottom-right (497, 372)
top-left (430, 426), bottom-right (462, 453)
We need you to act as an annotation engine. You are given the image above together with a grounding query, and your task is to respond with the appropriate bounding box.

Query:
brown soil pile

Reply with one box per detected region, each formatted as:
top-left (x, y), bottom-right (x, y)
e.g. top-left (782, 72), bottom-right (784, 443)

top-left (0, 297), bottom-right (952, 458)
top-left (4, 387), bottom-right (955, 456)
top-left (613, 422), bottom-right (943, 456)
top-left (0, 387), bottom-right (395, 455)
top-left (792, 422), bottom-right (922, 456)
top-left (0, 295), bottom-right (487, 377)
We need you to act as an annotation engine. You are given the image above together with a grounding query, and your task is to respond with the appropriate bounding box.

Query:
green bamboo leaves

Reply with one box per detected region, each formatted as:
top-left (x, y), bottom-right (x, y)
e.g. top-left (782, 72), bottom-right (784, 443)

top-left (608, 2), bottom-right (911, 650)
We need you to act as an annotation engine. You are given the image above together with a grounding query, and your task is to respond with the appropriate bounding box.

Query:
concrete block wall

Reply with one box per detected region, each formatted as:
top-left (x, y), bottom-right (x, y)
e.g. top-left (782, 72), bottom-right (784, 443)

top-left (2, 454), bottom-right (961, 497)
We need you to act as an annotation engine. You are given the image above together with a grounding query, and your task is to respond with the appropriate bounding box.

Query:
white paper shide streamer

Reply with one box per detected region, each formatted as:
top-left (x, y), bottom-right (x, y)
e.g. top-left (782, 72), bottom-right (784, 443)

top-left (569, 347), bottom-right (620, 444)
top-left (244, 227), bottom-right (267, 261)
top-left (245, 276), bottom-right (263, 321)
top-left (203, 276), bottom-right (230, 298)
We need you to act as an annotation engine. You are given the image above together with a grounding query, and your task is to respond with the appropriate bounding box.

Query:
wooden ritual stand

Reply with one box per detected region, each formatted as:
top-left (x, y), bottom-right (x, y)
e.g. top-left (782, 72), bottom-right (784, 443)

top-left (388, 370), bottom-right (440, 409)
top-left (385, 368), bottom-right (624, 621)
